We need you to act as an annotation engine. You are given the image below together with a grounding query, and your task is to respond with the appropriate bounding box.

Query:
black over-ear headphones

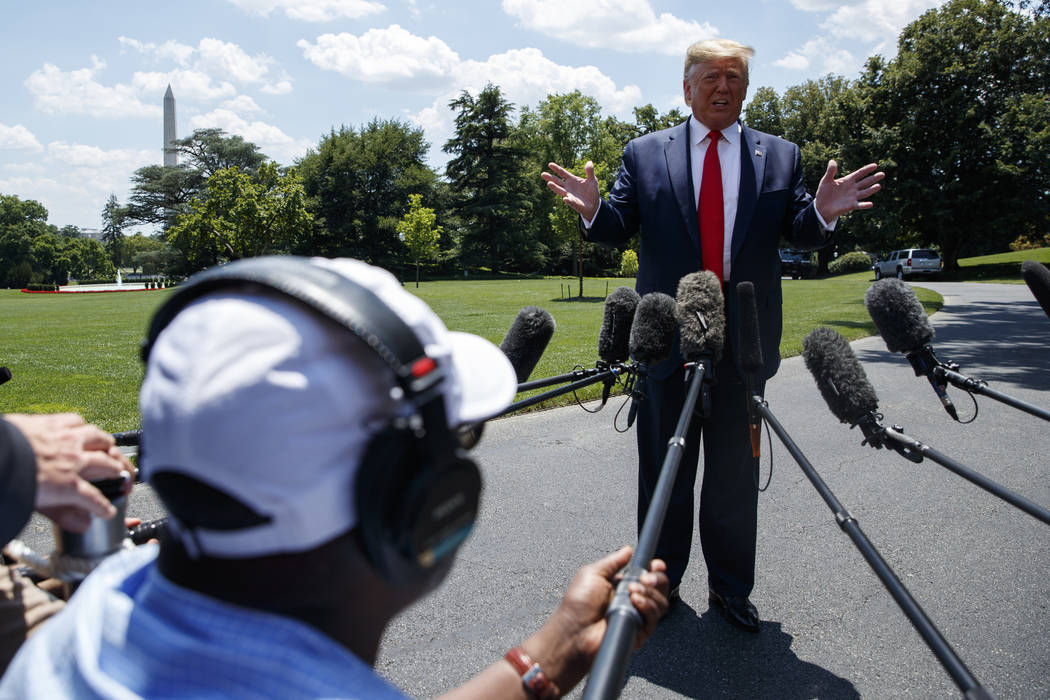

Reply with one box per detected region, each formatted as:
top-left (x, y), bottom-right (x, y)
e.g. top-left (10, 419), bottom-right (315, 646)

top-left (141, 256), bottom-right (481, 587)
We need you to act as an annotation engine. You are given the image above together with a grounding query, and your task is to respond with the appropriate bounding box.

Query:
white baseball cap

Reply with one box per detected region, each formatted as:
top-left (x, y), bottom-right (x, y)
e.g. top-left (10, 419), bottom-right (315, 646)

top-left (140, 257), bottom-right (516, 558)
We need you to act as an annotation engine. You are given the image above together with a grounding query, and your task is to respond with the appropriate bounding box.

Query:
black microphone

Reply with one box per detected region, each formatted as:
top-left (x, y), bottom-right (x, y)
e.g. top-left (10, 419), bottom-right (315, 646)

top-left (625, 292), bottom-right (677, 427)
top-left (0, 366), bottom-right (11, 385)
top-left (598, 286), bottom-right (640, 364)
top-left (1022, 259), bottom-right (1050, 321)
top-left (803, 326), bottom-right (1050, 527)
top-left (737, 282), bottom-right (763, 457)
top-left (864, 279), bottom-right (959, 421)
top-left (802, 326), bottom-right (881, 440)
top-left (676, 270), bottom-right (725, 363)
top-left (500, 306), bottom-right (556, 384)
top-left (675, 270), bottom-right (724, 419)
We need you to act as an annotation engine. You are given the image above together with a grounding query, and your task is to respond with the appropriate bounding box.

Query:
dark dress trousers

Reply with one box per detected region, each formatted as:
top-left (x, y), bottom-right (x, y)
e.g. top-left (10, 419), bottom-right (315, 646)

top-left (585, 119), bottom-right (832, 596)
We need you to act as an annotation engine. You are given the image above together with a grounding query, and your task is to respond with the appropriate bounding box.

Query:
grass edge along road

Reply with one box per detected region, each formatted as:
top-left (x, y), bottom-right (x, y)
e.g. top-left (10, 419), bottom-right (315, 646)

top-left (0, 274), bottom-right (946, 433)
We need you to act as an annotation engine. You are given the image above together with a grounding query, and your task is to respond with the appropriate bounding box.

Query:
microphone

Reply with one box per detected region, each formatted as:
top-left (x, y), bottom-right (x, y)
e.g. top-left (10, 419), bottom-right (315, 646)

top-left (500, 306), bottom-right (556, 383)
top-left (625, 292), bottom-right (677, 427)
top-left (864, 279), bottom-right (959, 420)
top-left (802, 326), bottom-right (881, 440)
top-left (597, 286), bottom-right (640, 406)
top-left (598, 286), bottom-right (640, 364)
top-left (803, 326), bottom-right (1050, 527)
top-left (676, 270), bottom-right (725, 363)
top-left (0, 366), bottom-right (11, 385)
top-left (737, 282), bottom-right (763, 457)
top-left (628, 293), bottom-right (677, 366)
top-left (675, 271), bottom-right (724, 418)
top-left (1022, 259), bottom-right (1050, 321)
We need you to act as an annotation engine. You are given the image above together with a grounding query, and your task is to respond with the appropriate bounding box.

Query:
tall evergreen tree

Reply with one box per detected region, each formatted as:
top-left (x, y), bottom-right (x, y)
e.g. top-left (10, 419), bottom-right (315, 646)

top-left (101, 194), bottom-right (124, 269)
top-left (443, 84), bottom-right (534, 272)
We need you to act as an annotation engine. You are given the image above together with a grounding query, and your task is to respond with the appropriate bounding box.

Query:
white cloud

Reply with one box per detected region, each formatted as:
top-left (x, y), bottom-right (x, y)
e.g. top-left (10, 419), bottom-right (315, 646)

top-left (118, 36), bottom-right (196, 65)
top-left (189, 109), bottom-right (312, 163)
top-left (0, 123), bottom-right (43, 152)
top-left (133, 70), bottom-right (238, 102)
top-left (197, 38), bottom-right (274, 83)
top-left (261, 80), bottom-right (293, 95)
top-left (778, 0), bottom-right (945, 76)
top-left (0, 142), bottom-right (156, 228)
top-left (225, 0), bottom-right (386, 21)
top-left (298, 25), bottom-right (460, 86)
top-left (821, 0), bottom-right (943, 43)
top-left (222, 95), bottom-right (263, 114)
top-left (26, 58), bottom-right (160, 118)
top-left (502, 0), bottom-right (717, 56)
top-left (774, 38), bottom-right (856, 75)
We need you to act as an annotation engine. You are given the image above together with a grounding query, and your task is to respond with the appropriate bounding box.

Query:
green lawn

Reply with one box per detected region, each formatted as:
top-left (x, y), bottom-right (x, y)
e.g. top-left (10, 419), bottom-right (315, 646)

top-left (0, 273), bottom-right (944, 430)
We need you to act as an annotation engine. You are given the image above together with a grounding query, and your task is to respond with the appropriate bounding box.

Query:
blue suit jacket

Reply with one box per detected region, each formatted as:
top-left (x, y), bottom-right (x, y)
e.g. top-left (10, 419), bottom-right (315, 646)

top-left (586, 120), bottom-right (831, 381)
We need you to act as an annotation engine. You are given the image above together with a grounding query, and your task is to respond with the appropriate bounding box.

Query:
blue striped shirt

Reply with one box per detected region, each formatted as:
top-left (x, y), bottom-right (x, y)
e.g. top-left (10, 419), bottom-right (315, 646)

top-left (0, 545), bottom-right (411, 699)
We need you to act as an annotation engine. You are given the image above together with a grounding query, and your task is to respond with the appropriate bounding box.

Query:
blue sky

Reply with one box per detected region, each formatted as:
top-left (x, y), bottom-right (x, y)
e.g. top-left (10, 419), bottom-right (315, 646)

top-left (0, 0), bottom-right (943, 231)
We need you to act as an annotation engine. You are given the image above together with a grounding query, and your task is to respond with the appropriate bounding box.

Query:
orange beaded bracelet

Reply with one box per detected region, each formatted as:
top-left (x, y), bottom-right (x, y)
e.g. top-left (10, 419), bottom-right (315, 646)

top-left (504, 646), bottom-right (560, 699)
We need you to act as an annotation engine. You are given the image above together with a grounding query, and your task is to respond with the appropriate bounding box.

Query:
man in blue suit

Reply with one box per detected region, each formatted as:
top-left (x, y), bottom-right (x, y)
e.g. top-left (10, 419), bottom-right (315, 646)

top-left (543, 38), bottom-right (883, 633)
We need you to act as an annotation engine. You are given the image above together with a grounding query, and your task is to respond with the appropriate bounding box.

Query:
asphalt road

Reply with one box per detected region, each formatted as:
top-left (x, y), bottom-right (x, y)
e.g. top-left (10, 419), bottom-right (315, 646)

top-left (16, 280), bottom-right (1050, 699)
top-left (378, 281), bottom-right (1050, 699)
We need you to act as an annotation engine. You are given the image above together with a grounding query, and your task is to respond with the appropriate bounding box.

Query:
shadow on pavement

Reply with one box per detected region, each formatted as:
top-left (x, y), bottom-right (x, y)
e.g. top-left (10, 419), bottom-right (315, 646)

top-left (627, 602), bottom-right (859, 699)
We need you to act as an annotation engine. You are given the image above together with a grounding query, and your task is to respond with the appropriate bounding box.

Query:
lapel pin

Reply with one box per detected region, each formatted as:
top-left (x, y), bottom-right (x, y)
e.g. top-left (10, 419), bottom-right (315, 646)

top-left (755, 149), bottom-right (763, 157)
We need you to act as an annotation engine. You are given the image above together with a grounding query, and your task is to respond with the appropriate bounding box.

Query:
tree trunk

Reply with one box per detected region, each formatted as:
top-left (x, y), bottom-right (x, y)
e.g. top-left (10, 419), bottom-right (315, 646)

top-left (576, 235), bottom-right (583, 298)
top-left (415, 262), bottom-right (420, 288)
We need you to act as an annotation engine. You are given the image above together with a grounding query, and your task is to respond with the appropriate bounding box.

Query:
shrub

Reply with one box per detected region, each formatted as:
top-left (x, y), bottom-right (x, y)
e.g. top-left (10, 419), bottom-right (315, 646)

top-left (1009, 233), bottom-right (1050, 251)
top-left (25, 283), bottom-right (58, 291)
top-left (829, 251), bottom-right (874, 275)
top-left (618, 250), bottom-right (638, 277)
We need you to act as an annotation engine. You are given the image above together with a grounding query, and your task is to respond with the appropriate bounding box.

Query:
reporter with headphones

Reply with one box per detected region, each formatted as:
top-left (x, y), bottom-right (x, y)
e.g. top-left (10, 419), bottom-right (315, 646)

top-left (0, 257), bottom-right (668, 699)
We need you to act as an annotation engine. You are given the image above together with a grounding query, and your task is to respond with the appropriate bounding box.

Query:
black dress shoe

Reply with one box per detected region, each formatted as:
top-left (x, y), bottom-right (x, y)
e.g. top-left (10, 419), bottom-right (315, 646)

top-left (708, 588), bottom-right (760, 633)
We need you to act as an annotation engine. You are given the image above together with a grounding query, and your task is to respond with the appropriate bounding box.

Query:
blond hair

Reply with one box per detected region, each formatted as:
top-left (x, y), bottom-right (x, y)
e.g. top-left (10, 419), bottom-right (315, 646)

top-left (684, 39), bottom-right (754, 82)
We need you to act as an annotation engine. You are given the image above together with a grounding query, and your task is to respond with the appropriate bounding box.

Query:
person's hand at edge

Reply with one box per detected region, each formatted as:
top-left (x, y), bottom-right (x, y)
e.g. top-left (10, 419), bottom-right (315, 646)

top-left (3, 414), bottom-right (134, 533)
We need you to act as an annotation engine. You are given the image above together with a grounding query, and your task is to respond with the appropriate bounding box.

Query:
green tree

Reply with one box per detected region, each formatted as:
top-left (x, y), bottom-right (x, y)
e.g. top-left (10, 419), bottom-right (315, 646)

top-left (0, 194), bottom-right (54, 286)
top-left (166, 163), bottom-right (312, 271)
top-left (297, 119), bottom-right (436, 266)
top-left (443, 84), bottom-right (534, 272)
top-left (101, 194), bottom-right (124, 269)
top-left (521, 91), bottom-right (609, 295)
top-left (122, 233), bottom-right (169, 273)
top-left (124, 129), bottom-right (269, 231)
top-left (397, 193), bottom-right (442, 287)
top-left (863, 0), bottom-right (1050, 269)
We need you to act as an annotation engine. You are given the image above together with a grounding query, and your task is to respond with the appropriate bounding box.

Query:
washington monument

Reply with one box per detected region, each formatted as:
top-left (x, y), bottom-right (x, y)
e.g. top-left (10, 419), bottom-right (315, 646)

top-left (163, 84), bottom-right (177, 167)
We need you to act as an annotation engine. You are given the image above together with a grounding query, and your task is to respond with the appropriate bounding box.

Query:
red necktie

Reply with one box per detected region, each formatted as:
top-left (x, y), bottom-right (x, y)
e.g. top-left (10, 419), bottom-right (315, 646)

top-left (699, 130), bottom-right (724, 283)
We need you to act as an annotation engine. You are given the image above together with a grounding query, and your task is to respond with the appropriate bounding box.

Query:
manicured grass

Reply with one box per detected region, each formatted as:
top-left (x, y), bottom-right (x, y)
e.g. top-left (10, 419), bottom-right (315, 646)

top-left (0, 274), bottom-right (940, 428)
top-left (0, 290), bottom-right (171, 432)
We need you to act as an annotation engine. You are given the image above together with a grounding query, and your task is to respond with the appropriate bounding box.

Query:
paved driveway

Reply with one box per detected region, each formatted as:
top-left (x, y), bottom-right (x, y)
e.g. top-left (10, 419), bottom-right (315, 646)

top-left (380, 281), bottom-right (1050, 699)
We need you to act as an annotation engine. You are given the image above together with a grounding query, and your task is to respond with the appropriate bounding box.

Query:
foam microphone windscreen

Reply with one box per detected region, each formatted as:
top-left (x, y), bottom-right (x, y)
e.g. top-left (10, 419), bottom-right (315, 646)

top-left (1022, 260), bottom-right (1050, 321)
top-left (864, 278), bottom-right (933, 353)
top-left (629, 292), bottom-right (677, 365)
top-left (598, 286), bottom-right (641, 363)
top-left (736, 282), bottom-right (763, 375)
top-left (802, 326), bottom-right (880, 425)
top-left (0, 366), bottom-right (10, 385)
top-left (500, 306), bottom-right (556, 383)
top-left (675, 271), bottom-right (725, 362)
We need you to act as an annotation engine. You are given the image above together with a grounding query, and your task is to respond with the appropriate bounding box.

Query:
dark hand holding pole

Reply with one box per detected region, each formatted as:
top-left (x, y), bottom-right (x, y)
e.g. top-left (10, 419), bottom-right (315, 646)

top-left (583, 272), bottom-right (723, 700)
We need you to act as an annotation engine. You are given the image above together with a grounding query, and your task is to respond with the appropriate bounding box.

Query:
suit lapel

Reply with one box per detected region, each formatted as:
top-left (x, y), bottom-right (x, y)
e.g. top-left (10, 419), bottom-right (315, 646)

top-left (664, 121), bottom-right (701, 256)
top-left (731, 124), bottom-right (764, 264)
